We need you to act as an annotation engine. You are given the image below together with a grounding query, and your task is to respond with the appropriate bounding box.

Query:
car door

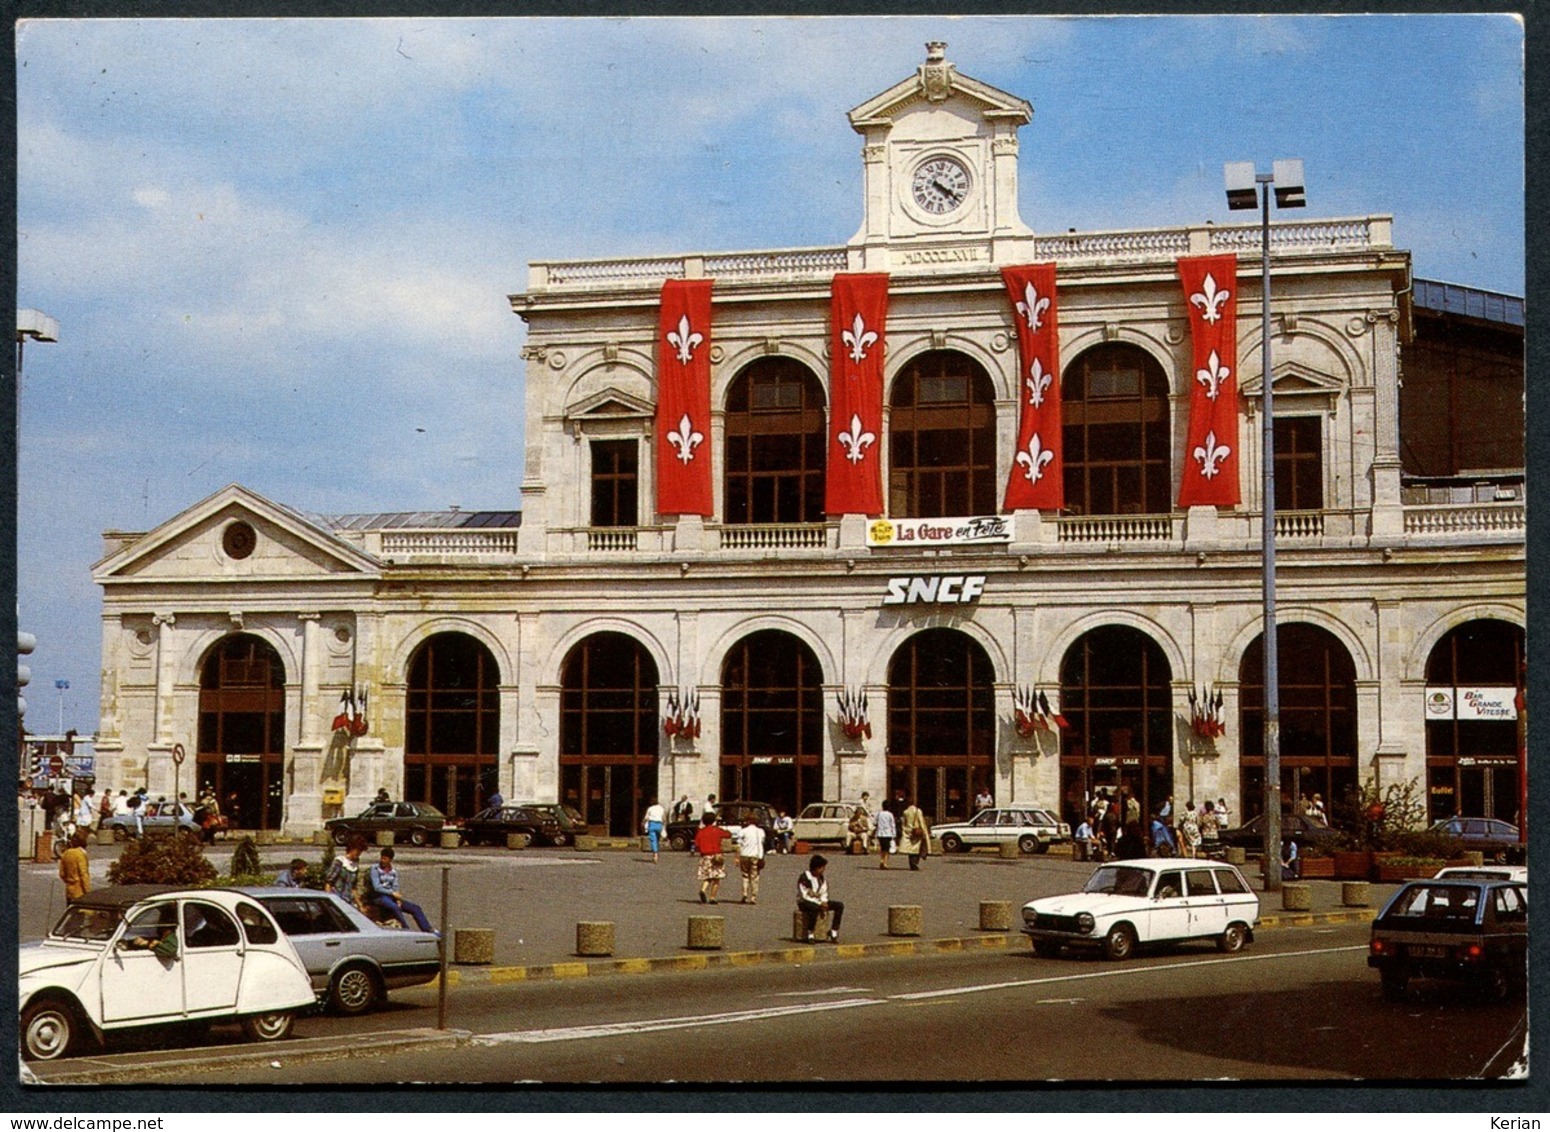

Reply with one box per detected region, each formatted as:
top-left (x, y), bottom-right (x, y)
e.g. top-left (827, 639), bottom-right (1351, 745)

top-left (264, 896), bottom-right (347, 989)
top-left (962, 810), bottom-right (999, 846)
top-left (100, 902), bottom-right (185, 1024)
top-left (1147, 869), bottom-right (1191, 941)
top-left (1184, 868), bottom-right (1227, 938)
top-left (1212, 866), bottom-right (1258, 926)
top-left (180, 900), bottom-right (244, 1014)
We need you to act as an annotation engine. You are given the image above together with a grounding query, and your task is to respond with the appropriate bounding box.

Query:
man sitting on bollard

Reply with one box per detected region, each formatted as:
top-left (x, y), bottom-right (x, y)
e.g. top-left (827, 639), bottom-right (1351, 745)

top-left (797, 854), bottom-right (844, 944)
top-left (1280, 836), bottom-right (1300, 880)
top-left (366, 846), bottom-right (438, 934)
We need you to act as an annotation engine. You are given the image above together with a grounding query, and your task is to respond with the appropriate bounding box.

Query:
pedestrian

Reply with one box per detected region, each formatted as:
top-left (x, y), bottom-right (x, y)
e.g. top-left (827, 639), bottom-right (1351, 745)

top-left (900, 795), bottom-right (930, 871)
top-left (326, 835), bottom-right (368, 910)
top-left (1074, 815), bottom-right (1096, 862)
top-left (275, 858), bottom-right (310, 887)
top-left (1178, 801), bottom-right (1201, 859)
top-left (702, 793), bottom-right (718, 819)
top-left (1281, 836), bottom-right (1300, 880)
top-left (375, 787), bottom-right (391, 804)
top-left (796, 854), bottom-right (844, 944)
top-left (672, 794), bottom-right (694, 823)
top-left (366, 847), bottom-right (437, 933)
top-left (58, 830), bottom-right (91, 902)
top-left (693, 812), bottom-right (732, 904)
top-left (98, 787), bottom-right (114, 827)
top-left (643, 798), bottom-right (667, 862)
top-left (487, 789), bottom-right (504, 810)
top-left (1149, 812), bottom-right (1176, 857)
top-left (74, 789), bottom-right (96, 836)
top-left (1310, 794), bottom-right (1327, 827)
top-left (974, 785), bottom-right (993, 812)
top-left (847, 803), bottom-right (871, 855)
top-left (773, 810), bottom-right (794, 854)
top-left (735, 815), bottom-right (766, 904)
top-left (224, 791), bottom-right (240, 831)
top-left (874, 805), bottom-right (897, 868)
top-left (1200, 799), bottom-right (1222, 858)
top-left (1215, 797), bottom-right (1231, 833)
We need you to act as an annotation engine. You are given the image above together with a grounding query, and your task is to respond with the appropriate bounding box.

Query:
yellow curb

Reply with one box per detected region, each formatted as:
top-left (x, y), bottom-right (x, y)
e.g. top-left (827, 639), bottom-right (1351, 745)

top-left (487, 966), bottom-right (529, 984)
top-left (726, 950), bottom-right (768, 967)
top-left (549, 961), bottom-right (591, 979)
top-left (613, 958), bottom-right (653, 974)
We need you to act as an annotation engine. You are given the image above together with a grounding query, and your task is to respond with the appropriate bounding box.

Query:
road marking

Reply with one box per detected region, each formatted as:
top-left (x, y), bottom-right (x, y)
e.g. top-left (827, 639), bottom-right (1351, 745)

top-left (473, 997), bottom-right (885, 1044)
top-left (766, 986), bottom-right (873, 998)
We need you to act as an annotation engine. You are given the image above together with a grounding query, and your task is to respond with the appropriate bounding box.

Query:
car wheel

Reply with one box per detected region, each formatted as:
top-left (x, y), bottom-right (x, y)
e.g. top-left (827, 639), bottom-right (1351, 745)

top-left (241, 1012), bottom-right (295, 1042)
top-left (669, 832), bottom-right (690, 852)
top-left (1479, 967), bottom-right (1512, 1004)
top-left (1017, 835), bottom-right (1039, 855)
top-left (941, 833), bottom-right (964, 854)
top-left (329, 964), bottom-right (381, 1016)
top-left (21, 999), bottom-right (84, 1062)
top-left (112, 826), bottom-right (128, 843)
top-left (409, 828), bottom-right (429, 847)
top-left (1101, 924), bottom-right (1136, 961)
top-left (1218, 923), bottom-right (1247, 953)
top-left (331, 828), bottom-right (350, 846)
top-left (1380, 968), bottom-right (1408, 1002)
top-left (553, 832), bottom-right (571, 847)
top-left (1033, 941), bottom-right (1063, 959)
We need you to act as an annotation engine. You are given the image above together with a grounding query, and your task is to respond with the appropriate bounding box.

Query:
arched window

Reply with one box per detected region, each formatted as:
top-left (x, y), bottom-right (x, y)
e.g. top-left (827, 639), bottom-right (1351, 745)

top-left (405, 633), bottom-right (500, 819)
top-left (724, 359), bottom-right (827, 524)
top-left (1058, 626), bottom-right (1172, 826)
top-left (1424, 620), bottom-right (1524, 823)
top-left (886, 628), bottom-right (995, 822)
top-left (197, 634), bottom-right (286, 831)
top-left (889, 351), bottom-right (997, 518)
top-left (1062, 344), bottom-right (1171, 516)
top-left (1239, 623), bottom-right (1357, 819)
top-left (721, 631), bottom-right (824, 814)
top-left (560, 632), bottom-right (659, 837)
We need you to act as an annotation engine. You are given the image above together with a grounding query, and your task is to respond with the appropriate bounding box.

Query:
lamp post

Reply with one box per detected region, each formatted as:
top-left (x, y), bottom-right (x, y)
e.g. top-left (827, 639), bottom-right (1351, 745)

top-left (1225, 159), bottom-right (1305, 891)
top-left (54, 679), bottom-right (68, 736)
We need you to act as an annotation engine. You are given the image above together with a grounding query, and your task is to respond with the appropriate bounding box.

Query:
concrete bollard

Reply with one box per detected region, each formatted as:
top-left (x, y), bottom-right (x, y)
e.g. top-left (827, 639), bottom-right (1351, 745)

top-left (313, 830), bottom-right (333, 847)
top-left (998, 841), bottom-right (1020, 860)
top-left (979, 900), bottom-right (1014, 932)
top-left (256, 830), bottom-right (277, 846)
top-left (33, 832), bottom-right (53, 864)
top-left (453, 928), bottom-right (495, 965)
top-left (96, 829), bottom-right (117, 847)
top-left (792, 909), bottom-right (830, 941)
top-left (576, 921), bottom-right (616, 957)
top-left (506, 831), bottom-right (531, 850)
top-left (1281, 883), bottom-right (1312, 912)
top-left (888, 904), bottom-right (923, 937)
top-left (1462, 851), bottom-right (1485, 867)
top-left (439, 830), bottom-right (461, 850)
top-left (574, 835), bottom-right (598, 851)
top-left (1225, 847), bottom-right (1247, 865)
top-left (1341, 881), bottom-right (1371, 908)
top-left (686, 915), bottom-right (725, 950)
top-left (374, 830), bottom-right (396, 848)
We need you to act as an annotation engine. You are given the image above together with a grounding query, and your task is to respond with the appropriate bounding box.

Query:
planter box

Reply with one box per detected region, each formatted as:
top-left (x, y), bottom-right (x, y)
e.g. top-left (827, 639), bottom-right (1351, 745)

top-left (1376, 860), bottom-right (1446, 883)
top-left (1298, 856), bottom-right (1335, 879)
top-left (1332, 851), bottom-right (1371, 880)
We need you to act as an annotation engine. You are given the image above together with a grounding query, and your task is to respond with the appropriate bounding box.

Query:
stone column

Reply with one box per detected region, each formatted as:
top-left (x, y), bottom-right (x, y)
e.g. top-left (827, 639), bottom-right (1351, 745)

top-left (298, 614), bottom-right (322, 745)
top-left (152, 612), bottom-right (177, 746)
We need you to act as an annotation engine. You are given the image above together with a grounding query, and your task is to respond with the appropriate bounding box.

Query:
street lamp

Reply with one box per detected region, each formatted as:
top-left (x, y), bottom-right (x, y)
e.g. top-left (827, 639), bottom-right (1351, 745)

top-left (1225, 158), bottom-right (1305, 891)
top-left (55, 679), bottom-right (69, 735)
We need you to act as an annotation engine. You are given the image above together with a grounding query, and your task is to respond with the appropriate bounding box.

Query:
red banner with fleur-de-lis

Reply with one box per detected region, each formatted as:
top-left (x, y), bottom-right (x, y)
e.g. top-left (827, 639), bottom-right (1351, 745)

top-left (656, 279), bottom-right (715, 516)
top-left (825, 273), bottom-right (889, 516)
top-left (1177, 255), bottom-right (1241, 507)
top-left (1001, 264), bottom-right (1064, 511)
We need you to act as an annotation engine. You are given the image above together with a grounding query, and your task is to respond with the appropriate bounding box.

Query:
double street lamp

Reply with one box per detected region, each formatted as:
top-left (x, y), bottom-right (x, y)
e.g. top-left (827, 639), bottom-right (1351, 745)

top-left (1225, 159), bottom-right (1305, 891)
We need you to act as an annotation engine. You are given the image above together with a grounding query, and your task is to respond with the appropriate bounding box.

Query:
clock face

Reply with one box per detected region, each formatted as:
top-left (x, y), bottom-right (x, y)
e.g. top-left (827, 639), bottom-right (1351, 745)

top-left (911, 156), bottom-right (970, 214)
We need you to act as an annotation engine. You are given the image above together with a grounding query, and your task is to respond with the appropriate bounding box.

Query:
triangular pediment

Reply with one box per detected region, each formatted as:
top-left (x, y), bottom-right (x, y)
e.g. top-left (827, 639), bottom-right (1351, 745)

top-left (566, 388), bottom-right (655, 421)
top-left (93, 484), bottom-right (382, 583)
top-left (1239, 362), bottom-right (1345, 398)
top-left (849, 62), bottom-right (1031, 130)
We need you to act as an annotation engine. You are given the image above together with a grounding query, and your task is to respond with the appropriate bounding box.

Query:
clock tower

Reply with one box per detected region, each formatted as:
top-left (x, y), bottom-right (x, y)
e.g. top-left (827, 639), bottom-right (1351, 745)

top-left (847, 42), bottom-right (1035, 271)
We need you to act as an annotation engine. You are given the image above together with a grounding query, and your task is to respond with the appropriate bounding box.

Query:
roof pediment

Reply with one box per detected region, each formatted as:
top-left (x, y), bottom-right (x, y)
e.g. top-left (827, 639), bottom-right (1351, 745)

top-left (93, 484), bottom-right (382, 583)
top-left (1239, 362), bottom-right (1345, 398)
top-left (565, 387), bottom-right (656, 420)
top-left (849, 58), bottom-right (1031, 131)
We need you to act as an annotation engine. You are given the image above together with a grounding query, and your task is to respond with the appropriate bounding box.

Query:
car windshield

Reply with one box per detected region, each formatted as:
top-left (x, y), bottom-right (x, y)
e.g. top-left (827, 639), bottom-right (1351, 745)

top-left (1083, 866), bottom-right (1153, 897)
top-left (51, 905), bottom-right (122, 943)
top-left (1387, 884), bottom-right (1481, 921)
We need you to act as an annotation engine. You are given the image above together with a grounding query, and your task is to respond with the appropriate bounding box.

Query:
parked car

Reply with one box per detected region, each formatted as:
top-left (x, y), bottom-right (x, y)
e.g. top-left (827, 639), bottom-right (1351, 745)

top-left (666, 800), bottom-right (777, 852)
top-left (1217, 812), bottom-right (1342, 856)
top-left (19, 885), bottom-right (315, 1061)
top-left (241, 887), bottom-right (441, 1015)
top-left (102, 800), bottom-right (201, 841)
top-left (1368, 878), bottom-right (1528, 1001)
top-left (1433, 864), bottom-right (1528, 884)
top-left (1021, 859), bottom-right (1260, 960)
top-left (514, 802), bottom-right (590, 845)
top-left (792, 801), bottom-right (868, 845)
top-left (1428, 817), bottom-right (1523, 863)
top-left (325, 801), bottom-right (446, 847)
top-left (459, 804), bottom-right (565, 847)
top-left (935, 807), bottom-right (1071, 855)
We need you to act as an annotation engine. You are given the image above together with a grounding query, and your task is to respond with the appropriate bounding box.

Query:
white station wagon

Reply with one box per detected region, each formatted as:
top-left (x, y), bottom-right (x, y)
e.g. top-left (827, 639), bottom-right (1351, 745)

top-left (934, 807), bottom-right (1071, 855)
top-left (19, 885), bottom-right (316, 1061)
top-left (1021, 859), bottom-right (1260, 960)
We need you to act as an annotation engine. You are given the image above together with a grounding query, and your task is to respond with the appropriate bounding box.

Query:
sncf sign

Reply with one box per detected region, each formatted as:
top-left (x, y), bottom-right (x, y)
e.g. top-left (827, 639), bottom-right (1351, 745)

top-left (883, 575), bottom-right (987, 605)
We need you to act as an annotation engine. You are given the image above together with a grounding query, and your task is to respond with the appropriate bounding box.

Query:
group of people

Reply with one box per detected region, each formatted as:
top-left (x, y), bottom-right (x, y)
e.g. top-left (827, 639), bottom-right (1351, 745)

top-left (323, 834), bottom-right (438, 934)
top-left (1073, 790), bottom-right (1232, 863)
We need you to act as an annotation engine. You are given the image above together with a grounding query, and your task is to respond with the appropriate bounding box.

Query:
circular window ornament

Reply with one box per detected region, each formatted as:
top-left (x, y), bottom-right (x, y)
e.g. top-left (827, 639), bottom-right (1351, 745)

top-left (222, 521), bottom-right (257, 560)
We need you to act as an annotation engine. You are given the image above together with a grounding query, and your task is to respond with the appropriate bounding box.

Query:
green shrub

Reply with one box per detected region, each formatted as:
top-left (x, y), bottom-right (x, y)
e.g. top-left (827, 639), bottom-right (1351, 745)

top-left (1392, 828), bottom-right (1465, 860)
top-left (107, 834), bottom-right (218, 887)
top-left (1333, 777), bottom-right (1429, 852)
top-left (230, 836), bottom-right (263, 879)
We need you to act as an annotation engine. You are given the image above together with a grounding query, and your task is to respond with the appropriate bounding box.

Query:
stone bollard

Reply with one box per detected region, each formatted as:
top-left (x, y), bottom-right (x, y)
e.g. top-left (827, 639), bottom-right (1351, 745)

top-left (256, 830), bottom-right (277, 846)
top-left (1281, 883), bottom-right (1312, 912)
top-left (576, 921), bottom-right (616, 957)
top-left (1225, 847), bottom-right (1247, 865)
top-left (686, 915), bottom-right (725, 950)
top-left (96, 829), bottom-right (117, 847)
top-left (792, 909), bottom-right (829, 941)
top-left (1462, 851), bottom-right (1485, 867)
top-left (33, 832), bottom-right (53, 864)
top-left (312, 830), bottom-right (333, 847)
top-left (979, 900), bottom-right (1013, 932)
top-left (574, 835), bottom-right (598, 851)
top-left (998, 841), bottom-right (1020, 860)
top-left (453, 928), bottom-right (495, 965)
top-left (439, 830), bottom-right (461, 850)
top-left (888, 904), bottom-right (923, 937)
top-left (1341, 881), bottom-right (1371, 908)
top-left (375, 830), bottom-right (396, 848)
top-left (506, 832), bottom-right (531, 850)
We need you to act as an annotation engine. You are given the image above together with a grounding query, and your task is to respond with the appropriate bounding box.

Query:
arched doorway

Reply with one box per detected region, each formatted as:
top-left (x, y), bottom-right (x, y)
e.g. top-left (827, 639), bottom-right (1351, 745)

top-left (1238, 623), bottom-right (1358, 820)
top-left (197, 634), bottom-right (286, 831)
top-left (888, 351), bottom-right (998, 517)
top-left (560, 632), bottom-right (659, 837)
top-left (1424, 620), bottom-right (1524, 823)
top-left (405, 632), bottom-right (500, 819)
top-left (724, 359), bottom-right (827, 524)
top-left (886, 628), bottom-right (995, 823)
top-left (1062, 343), bottom-right (1171, 516)
top-left (1058, 626), bottom-right (1173, 826)
top-left (720, 630), bottom-right (824, 814)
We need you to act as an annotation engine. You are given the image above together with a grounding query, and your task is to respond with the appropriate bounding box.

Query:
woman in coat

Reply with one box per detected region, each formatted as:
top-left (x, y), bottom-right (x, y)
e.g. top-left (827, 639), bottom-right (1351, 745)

top-left (900, 797), bottom-right (930, 871)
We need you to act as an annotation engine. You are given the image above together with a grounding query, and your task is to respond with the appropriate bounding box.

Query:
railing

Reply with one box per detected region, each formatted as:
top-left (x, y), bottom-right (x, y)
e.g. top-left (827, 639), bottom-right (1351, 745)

top-left (1209, 219), bottom-right (1374, 252)
top-left (1033, 229), bottom-right (1191, 260)
top-left (1403, 502), bottom-right (1526, 537)
top-left (380, 530), bottom-right (519, 557)
top-left (1274, 511), bottom-right (1325, 540)
top-left (717, 523), bottom-right (832, 551)
top-left (703, 249), bottom-right (849, 278)
top-left (587, 528), bottom-right (640, 552)
top-left (1056, 515), bottom-right (1176, 544)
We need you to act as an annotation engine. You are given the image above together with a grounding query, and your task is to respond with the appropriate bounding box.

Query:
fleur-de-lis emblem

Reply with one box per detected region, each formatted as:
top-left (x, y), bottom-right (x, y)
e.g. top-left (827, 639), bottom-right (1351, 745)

top-left (1195, 349), bottom-right (1231, 402)
top-left (1015, 282), bottom-right (1050, 333)
top-left (841, 313), bottom-right (878, 365)
top-left (1190, 273), bottom-right (1231, 325)
top-left (1025, 357), bottom-right (1052, 408)
top-left (1193, 430), bottom-right (1231, 479)
top-left (837, 414), bottom-right (876, 465)
top-left (667, 413), bottom-right (703, 464)
top-left (666, 315), bottom-right (703, 366)
top-left (1015, 433), bottom-right (1055, 483)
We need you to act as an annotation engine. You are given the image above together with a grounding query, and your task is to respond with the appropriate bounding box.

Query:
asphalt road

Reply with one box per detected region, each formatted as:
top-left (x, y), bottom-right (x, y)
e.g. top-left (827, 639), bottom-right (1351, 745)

top-left (176, 922), bottom-right (1526, 1084)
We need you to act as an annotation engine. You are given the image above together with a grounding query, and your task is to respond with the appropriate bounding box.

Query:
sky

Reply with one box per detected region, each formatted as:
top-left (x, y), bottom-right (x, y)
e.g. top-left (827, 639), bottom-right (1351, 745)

top-left (13, 14), bottom-right (1526, 736)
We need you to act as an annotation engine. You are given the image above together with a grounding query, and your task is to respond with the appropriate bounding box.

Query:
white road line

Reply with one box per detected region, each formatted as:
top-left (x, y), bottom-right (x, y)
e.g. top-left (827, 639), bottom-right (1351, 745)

top-left (474, 997), bottom-right (885, 1044)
